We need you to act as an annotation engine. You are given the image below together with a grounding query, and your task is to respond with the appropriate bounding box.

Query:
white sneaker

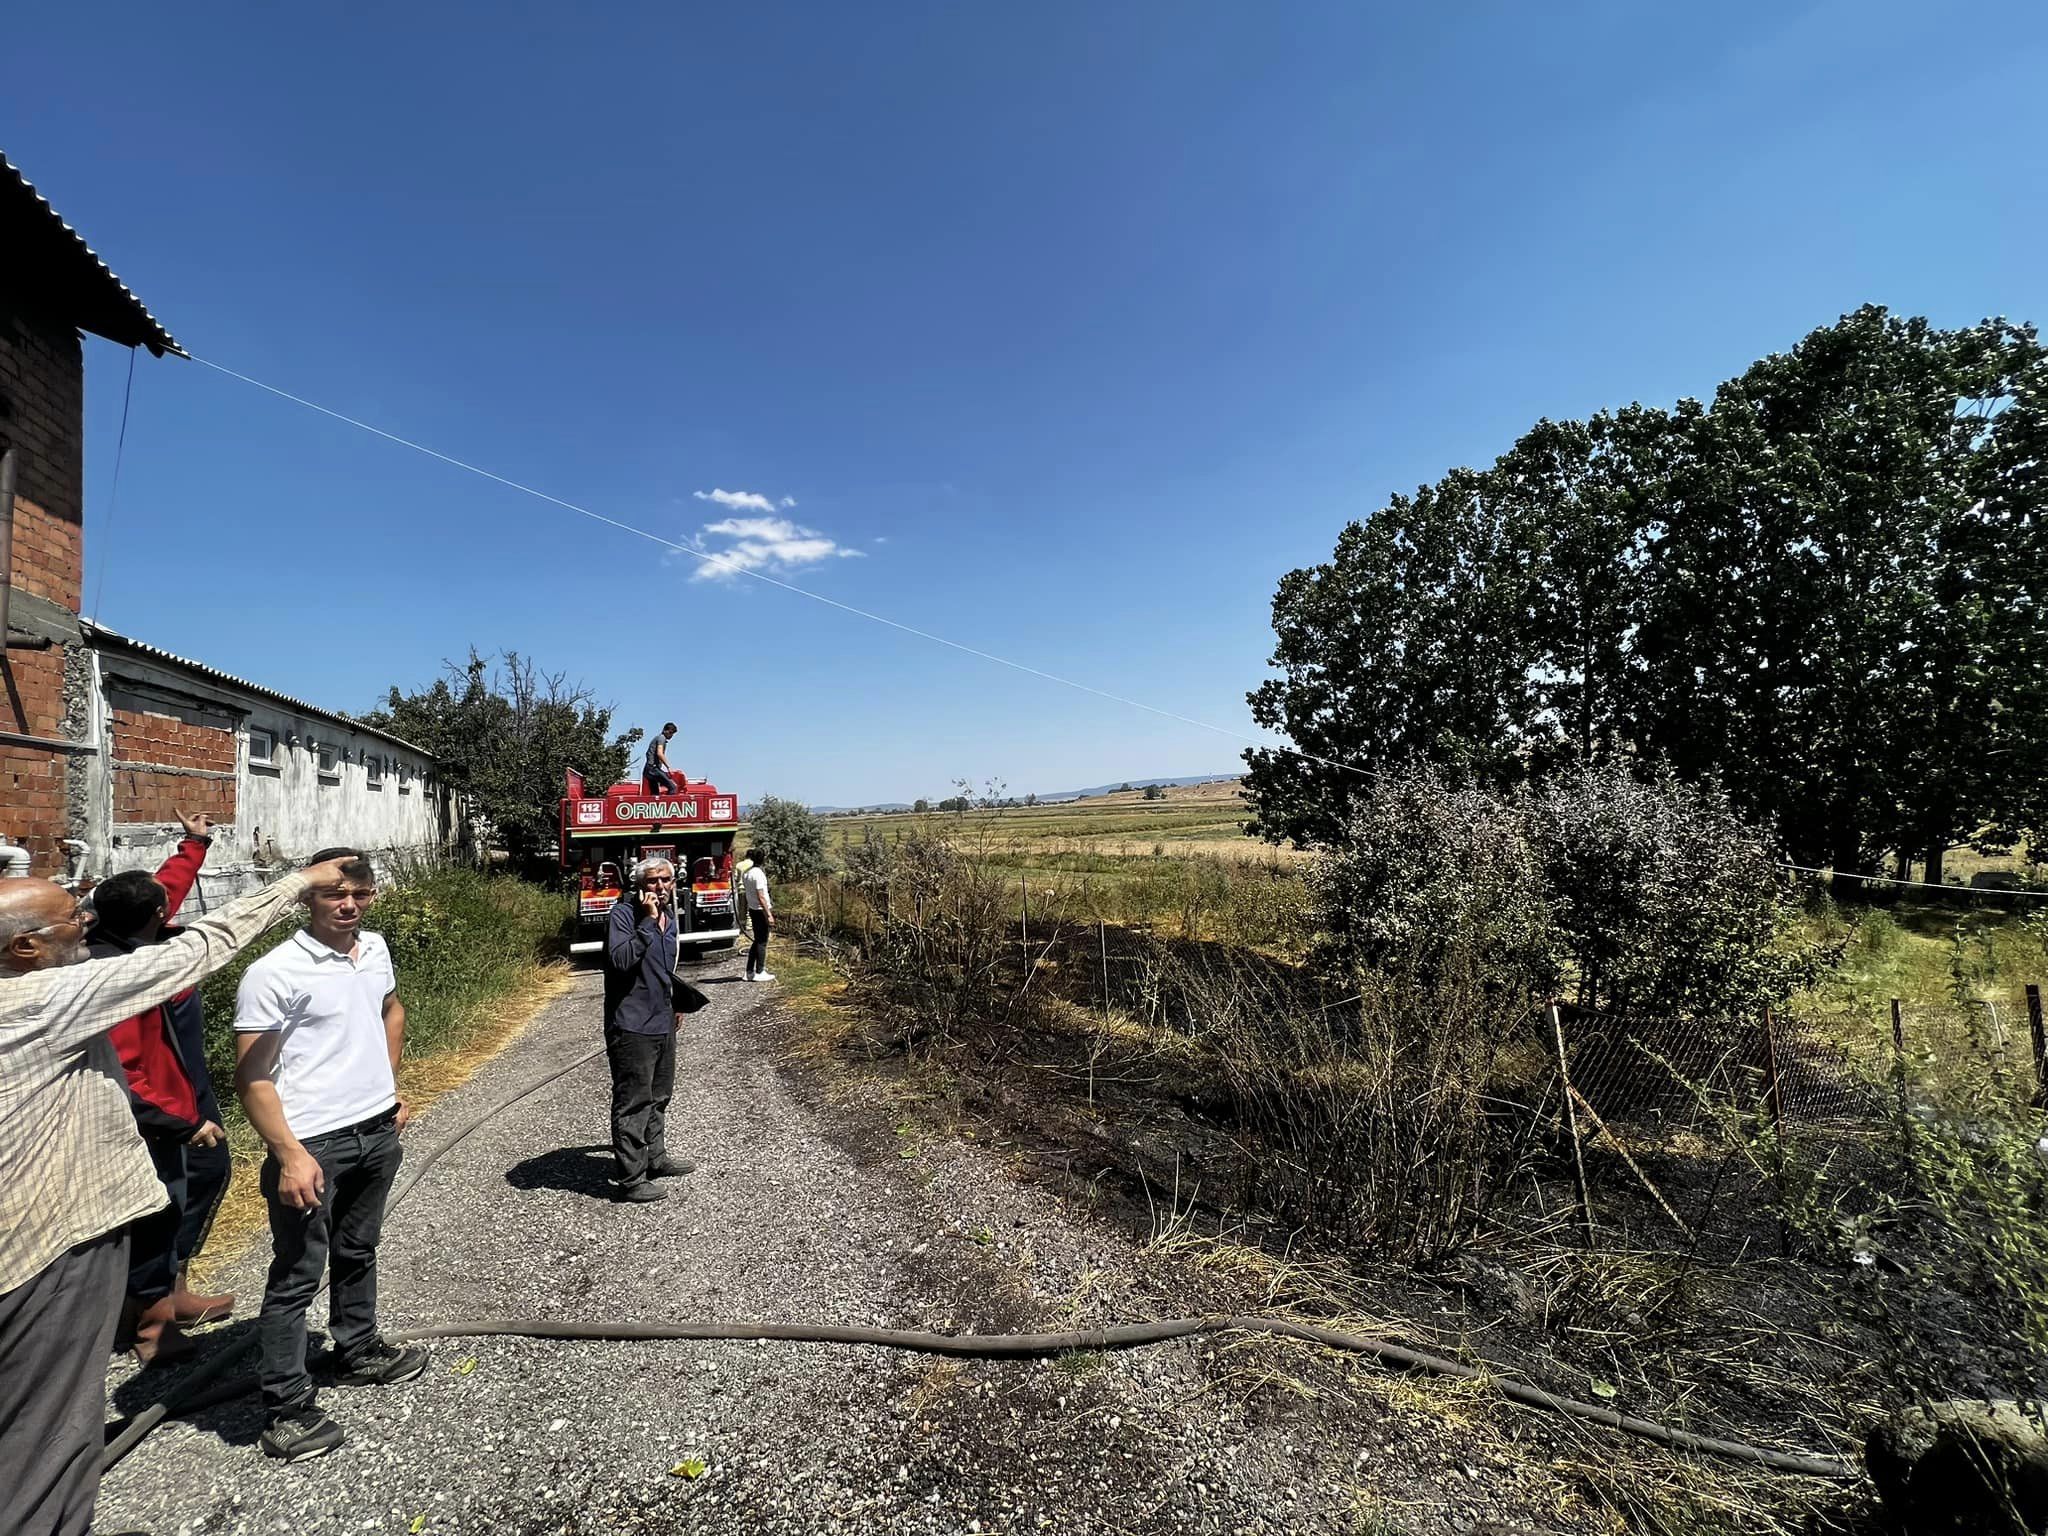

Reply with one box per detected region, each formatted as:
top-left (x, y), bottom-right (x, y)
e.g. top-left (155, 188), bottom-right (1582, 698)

top-left (754, 971), bottom-right (777, 983)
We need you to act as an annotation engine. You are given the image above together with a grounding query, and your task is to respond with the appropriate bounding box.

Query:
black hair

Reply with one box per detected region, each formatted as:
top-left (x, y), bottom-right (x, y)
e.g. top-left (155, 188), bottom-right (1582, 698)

top-left (743, 848), bottom-right (762, 864)
top-left (306, 847), bottom-right (374, 884)
top-left (91, 869), bottom-right (168, 941)
top-left (662, 722), bottom-right (677, 733)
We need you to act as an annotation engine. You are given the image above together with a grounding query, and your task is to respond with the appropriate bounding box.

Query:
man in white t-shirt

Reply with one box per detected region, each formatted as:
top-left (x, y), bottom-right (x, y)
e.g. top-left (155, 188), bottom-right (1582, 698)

top-left (234, 849), bottom-right (426, 1463)
top-left (741, 847), bottom-right (775, 983)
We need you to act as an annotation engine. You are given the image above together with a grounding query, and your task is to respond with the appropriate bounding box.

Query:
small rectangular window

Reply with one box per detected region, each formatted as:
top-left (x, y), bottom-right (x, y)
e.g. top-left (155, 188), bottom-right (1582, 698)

top-left (318, 745), bottom-right (340, 782)
top-left (367, 755), bottom-right (384, 790)
top-left (248, 727), bottom-right (276, 766)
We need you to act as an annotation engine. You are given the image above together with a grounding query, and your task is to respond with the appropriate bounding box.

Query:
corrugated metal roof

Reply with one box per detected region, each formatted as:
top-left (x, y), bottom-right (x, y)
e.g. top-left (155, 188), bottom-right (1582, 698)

top-left (1, 151), bottom-right (182, 356)
top-left (83, 621), bottom-right (434, 757)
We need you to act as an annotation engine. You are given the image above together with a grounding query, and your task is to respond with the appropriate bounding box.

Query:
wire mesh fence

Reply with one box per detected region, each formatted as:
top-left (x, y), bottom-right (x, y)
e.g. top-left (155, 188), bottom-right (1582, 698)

top-left (1540, 986), bottom-right (2048, 1254)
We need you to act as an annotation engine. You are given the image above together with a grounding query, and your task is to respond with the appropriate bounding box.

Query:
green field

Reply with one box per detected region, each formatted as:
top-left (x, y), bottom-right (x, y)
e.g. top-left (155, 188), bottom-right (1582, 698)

top-left (818, 779), bottom-right (1269, 857)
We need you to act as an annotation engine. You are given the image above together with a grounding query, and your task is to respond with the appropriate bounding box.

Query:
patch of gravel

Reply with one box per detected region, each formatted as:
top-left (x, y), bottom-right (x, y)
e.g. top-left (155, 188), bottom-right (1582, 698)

top-left (97, 961), bottom-right (1585, 1535)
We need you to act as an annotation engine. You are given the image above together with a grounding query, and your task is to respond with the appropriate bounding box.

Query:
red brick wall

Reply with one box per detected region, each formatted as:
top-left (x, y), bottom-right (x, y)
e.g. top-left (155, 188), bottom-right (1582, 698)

top-left (1, 302), bottom-right (88, 872)
top-left (0, 303), bottom-right (85, 611)
top-left (0, 635), bottom-right (74, 870)
top-left (111, 705), bottom-right (238, 824)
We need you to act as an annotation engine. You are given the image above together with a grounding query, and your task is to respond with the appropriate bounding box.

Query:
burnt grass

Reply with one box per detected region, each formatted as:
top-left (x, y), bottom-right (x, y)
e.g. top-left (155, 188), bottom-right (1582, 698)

top-left (792, 919), bottom-right (1908, 1534)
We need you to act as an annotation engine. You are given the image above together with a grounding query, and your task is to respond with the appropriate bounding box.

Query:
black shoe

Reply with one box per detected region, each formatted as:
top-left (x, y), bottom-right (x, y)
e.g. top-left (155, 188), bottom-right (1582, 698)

top-left (650, 1157), bottom-right (696, 1177)
top-left (261, 1404), bottom-right (345, 1462)
top-left (609, 1179), bottom-right (669, 1203)
top-left (334, 1339), bottom-right (429, 1386)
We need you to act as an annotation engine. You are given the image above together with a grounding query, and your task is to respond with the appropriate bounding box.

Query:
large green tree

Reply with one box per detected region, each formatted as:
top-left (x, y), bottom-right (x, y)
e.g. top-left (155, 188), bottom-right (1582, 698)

top-left (362, 649), bottom-right (637, 880)
top-left (1247, 308), bottom-right (2048, 881)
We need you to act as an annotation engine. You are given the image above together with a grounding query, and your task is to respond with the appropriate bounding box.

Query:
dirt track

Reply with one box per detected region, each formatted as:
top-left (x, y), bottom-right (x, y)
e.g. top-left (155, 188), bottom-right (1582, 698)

top-left (96, 956), bottom-right (1581, 1536)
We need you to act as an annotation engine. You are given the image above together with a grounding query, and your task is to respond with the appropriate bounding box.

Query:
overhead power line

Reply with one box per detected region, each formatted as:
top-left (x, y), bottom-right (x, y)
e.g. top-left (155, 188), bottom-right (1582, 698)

top-left (189, 355), bottom-right (1370, 780)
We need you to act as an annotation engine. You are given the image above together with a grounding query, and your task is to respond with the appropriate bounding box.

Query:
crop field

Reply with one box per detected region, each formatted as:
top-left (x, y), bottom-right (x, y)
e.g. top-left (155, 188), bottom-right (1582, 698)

top-left (820, 778), bottom-right (1270, 856)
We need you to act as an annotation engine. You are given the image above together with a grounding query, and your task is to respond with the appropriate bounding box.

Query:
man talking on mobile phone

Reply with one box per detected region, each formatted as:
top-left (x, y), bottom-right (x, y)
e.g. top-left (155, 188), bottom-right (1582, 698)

top-left (601, 857), bottom-right (696, 1203)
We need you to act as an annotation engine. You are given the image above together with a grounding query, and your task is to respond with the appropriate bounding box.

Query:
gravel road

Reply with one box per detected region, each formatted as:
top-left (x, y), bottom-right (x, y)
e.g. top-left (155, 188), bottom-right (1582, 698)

top-left (96, 958), bottom-right (1568, 1536)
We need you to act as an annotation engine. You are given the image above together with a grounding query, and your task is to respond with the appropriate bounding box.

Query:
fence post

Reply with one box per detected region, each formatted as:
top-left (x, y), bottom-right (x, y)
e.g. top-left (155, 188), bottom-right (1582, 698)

top-left (1890, 997), bottom-right (1909, 1145)
top-left (1020, 876), bottom-right (1029, 966)
top-left (2029, 985), bottom-right (2046, 1111)
top-left (1762, 1004), bottom-right (1786, 1131)
top-left (1099, 920), bottom-right (1110, 1018)
top-left (1549, 1002), bottom-right (1596, 1245)
top-left (1762, 1005), bottom-right (1788, 1257)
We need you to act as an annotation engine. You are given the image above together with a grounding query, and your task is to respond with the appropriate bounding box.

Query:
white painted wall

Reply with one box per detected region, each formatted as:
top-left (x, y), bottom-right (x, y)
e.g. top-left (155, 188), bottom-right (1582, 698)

top-left (85, 646), bottom-right (463, 902)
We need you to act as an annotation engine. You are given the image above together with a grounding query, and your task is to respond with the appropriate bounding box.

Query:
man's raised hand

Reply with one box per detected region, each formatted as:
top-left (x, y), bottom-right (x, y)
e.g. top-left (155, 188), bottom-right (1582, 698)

top-left (302, 855), bottom-right (359, 892)
top-left (179, 808), bottom-right (216, 839)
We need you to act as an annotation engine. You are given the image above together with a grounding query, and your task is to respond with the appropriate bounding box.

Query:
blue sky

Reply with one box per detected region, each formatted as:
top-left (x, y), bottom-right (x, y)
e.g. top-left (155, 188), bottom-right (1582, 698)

top-left (10, 2), bottom-right (2048, 806)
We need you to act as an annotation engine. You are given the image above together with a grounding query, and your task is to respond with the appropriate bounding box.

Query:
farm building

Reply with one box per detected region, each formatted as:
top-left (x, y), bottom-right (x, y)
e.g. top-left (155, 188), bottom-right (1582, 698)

top-left (1, 150), bottom-right (462, 887)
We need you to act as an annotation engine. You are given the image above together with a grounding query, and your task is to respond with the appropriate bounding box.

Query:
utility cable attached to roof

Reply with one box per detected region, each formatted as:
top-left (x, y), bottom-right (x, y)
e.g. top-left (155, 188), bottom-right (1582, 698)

top-left (187, 355), bottom-right (1370, 779)
top-left (87, 347), bottom-right (137, 623)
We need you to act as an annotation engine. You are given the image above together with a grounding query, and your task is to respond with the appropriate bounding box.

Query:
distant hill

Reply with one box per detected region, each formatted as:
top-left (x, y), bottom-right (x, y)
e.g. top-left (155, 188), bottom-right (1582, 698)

top-left (806, 774), bottom-right (1239, 815)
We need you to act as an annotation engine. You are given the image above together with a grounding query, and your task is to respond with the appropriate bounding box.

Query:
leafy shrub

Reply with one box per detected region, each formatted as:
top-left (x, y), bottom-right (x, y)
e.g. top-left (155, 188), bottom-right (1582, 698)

top-left (1524, 759), bottom-right (1813, 1023)
top-left (1308, 762), bottom-right (1554, 999)
top-left (749, 795), bottom-right (833, 879)
top-left (1309, 759), bottom-right (1817, 1028)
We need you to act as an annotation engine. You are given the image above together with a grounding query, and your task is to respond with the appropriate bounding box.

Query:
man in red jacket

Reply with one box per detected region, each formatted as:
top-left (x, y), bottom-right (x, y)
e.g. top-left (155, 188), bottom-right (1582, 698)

top-left (89, 809), bottom-right (238, 1364)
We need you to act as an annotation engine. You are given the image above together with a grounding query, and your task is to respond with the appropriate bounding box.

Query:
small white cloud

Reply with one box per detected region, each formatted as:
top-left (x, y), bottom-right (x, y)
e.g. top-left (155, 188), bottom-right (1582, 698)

top-left (693, 488), bottom-right (778, 514)
top-left (872, 535), bottom-right (889, 544)
top-left (692, 513), bottom-right (863, 582)
top-left (779, 496), bottom-right (798, 509)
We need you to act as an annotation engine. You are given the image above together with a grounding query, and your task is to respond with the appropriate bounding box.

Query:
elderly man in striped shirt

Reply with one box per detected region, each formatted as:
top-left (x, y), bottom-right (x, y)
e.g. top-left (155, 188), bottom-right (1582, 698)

top-left (0, 853), bottom-right (355, 1536)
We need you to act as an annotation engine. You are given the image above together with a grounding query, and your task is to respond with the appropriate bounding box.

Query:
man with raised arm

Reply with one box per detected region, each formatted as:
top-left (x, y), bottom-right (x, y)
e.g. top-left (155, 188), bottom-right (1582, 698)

top-left (90, 807), bottom-right (240, 1368)
top-left (0, 852), bottom-right (356, 1536)
top-left (235, 848), bottom-right (427, 1463)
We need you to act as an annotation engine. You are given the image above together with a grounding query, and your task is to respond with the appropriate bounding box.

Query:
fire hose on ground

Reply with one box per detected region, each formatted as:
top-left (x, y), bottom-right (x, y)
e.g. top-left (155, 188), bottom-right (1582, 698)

top-left (102, 1042), bottom-right (1862, 1484)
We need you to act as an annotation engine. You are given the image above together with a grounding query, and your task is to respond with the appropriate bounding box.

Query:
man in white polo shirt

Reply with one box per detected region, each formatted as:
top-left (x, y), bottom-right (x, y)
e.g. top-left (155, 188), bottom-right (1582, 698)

top-left (235, 849), bottom-right (427, 1463)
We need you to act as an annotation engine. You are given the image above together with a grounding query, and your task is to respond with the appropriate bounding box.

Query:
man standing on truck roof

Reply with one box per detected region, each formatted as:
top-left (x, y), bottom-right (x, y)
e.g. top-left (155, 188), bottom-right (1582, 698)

top-left (643, 722), bottom-right (679, 795)
top-left (602, 857), bottom-right (696, 1203)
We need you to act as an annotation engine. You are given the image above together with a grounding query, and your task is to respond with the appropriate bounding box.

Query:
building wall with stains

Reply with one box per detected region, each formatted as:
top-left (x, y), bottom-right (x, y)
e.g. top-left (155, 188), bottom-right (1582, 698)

top-left (82, 642), bottom-right (461, 902)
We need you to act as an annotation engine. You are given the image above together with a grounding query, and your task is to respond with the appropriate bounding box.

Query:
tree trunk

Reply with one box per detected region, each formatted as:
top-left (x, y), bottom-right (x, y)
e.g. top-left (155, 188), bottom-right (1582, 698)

top-left (1830, 828), bottom-right (1867, 902)
top-left (1922, 841), bottom-right (1945, 889)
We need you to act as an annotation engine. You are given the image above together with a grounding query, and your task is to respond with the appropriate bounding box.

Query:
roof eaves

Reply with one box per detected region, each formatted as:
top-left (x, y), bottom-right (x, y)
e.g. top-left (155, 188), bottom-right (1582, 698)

top-left (82, 622), bottom-right (433, 757)
top-left (1, 151), bottom-right (183, 357)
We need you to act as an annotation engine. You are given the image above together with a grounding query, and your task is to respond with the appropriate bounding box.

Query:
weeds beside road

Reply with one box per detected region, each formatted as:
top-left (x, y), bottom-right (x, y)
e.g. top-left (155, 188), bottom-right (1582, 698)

top-left (776, 806), bottom-right (2048, 1535)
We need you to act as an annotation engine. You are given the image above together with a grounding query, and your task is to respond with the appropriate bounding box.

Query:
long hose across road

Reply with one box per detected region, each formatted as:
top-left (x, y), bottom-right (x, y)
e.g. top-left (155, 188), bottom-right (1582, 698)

top-left (103, 1040), bottom-right (1861, 1484)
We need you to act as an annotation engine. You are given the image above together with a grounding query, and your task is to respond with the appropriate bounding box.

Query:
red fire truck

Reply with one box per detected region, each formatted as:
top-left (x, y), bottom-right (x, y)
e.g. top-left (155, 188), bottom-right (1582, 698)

top-left (558, 768), bottom-right (744, 959)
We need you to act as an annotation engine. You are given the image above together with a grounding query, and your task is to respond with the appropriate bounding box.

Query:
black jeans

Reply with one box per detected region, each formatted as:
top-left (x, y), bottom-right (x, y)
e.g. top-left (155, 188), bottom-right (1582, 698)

top-left (0, 1231), bottom-right (125, 1536)
top-left (747, 907), bottom-right (771, 977)
top-left (177, 1136), bottom-right (233, 1270)
top-left (643, 765), bottom-right (677, 794)
top-left (126, 1136), bottom-right (187, 1302)
top-left (605, 1026), bottom-right (675, 1185)
top-left (258, 1111), bottom-right (403, 1411)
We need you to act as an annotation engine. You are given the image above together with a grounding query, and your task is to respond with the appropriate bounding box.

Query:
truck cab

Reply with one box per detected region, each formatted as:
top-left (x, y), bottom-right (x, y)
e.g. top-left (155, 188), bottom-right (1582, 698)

top-left (559, 768), bottom-right (743, 959)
